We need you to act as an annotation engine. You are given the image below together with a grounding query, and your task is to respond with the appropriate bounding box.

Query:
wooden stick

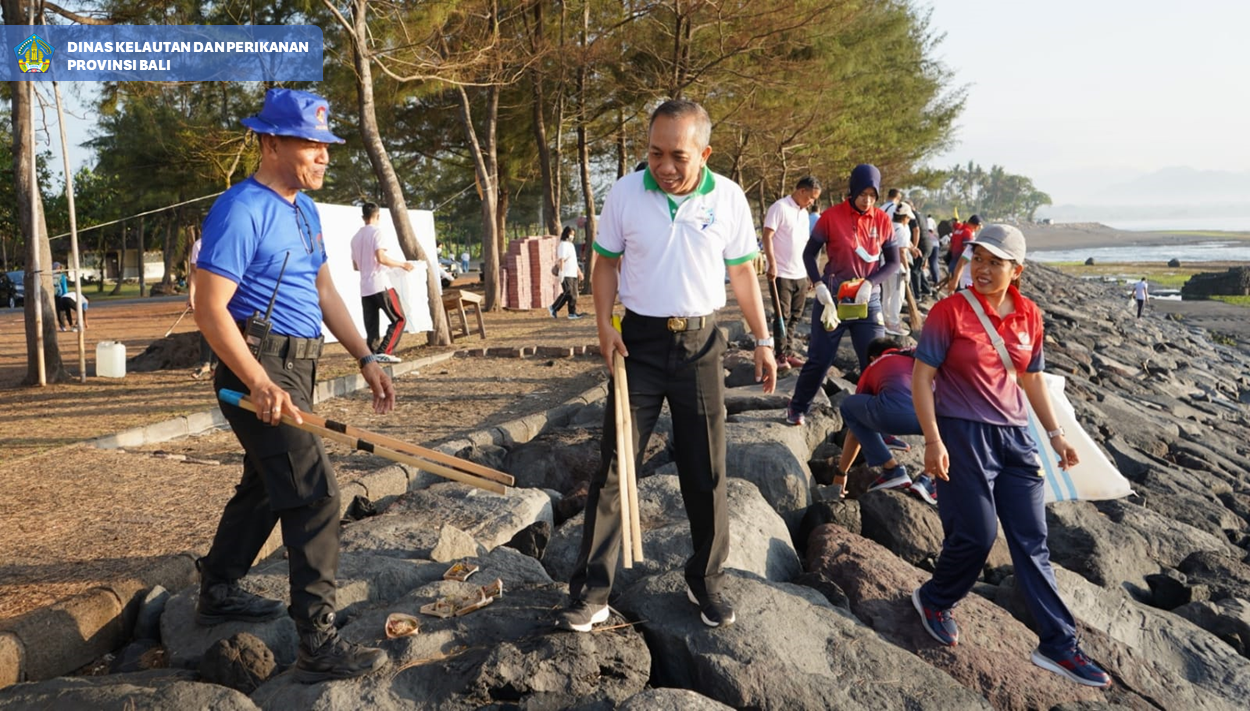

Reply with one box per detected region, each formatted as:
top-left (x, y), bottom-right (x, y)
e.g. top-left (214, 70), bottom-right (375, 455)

top-left (219, 390), bottom-right (509, 494)
top-left (301, 409), bottom-right (513, 486)
top-left (164, 305), bottom-right (191, 338)
top-left (616, 355), bottom-right (644, 563)
top-left (612, 355), bottom-right (634, 569)
top-left (904, 280), bottom-right (923, 333)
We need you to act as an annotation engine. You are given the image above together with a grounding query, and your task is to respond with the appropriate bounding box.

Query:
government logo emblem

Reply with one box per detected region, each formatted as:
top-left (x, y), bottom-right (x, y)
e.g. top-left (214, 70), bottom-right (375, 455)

top-left (15, 34), bottom-right (52, 73)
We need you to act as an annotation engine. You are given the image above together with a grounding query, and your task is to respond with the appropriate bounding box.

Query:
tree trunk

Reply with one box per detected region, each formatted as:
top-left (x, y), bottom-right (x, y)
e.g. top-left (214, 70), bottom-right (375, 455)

top-left (456, 83), bottom-right (502, 311)
top-left (616, 108), bottom-right (628, 179)
top-left (136, 215), bottom-right (145, 297)
top-left (161, 212), bottom-right (175, 288)
top-left (349, 0), bottom-right (450, 344)
top-left (527, 2), bottom-right (560, 236)
top-left (5, 0), bottom-right (66, 383)
top-left (576, 0), bottom-right (597, 294)
top-left (110, 222), bottom-right (125, 295)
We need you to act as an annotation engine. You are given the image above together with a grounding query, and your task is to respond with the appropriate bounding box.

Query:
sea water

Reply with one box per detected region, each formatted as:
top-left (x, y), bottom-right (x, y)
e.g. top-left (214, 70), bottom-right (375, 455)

top-left (1031, 242), bottom-right (1250, 264)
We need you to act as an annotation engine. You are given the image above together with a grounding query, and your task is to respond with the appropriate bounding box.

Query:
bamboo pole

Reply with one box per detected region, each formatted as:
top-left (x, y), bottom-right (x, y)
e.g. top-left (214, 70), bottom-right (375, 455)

top-left (218, 390), bottom-right (511, 494)
top-left (53, 81), bottom-right (86, 381)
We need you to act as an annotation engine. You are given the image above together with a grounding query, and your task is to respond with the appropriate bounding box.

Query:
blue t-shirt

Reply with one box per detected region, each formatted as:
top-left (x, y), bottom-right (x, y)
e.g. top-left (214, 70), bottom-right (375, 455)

top-left (196, 177), bottom-right (327, 338)
top-left (54, 273), bottom-right (68, 298)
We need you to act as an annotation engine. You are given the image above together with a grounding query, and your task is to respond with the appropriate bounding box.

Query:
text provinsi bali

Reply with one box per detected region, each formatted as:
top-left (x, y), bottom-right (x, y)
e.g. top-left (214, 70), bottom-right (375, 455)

top-left (65, 41), bottom-right (311, 53)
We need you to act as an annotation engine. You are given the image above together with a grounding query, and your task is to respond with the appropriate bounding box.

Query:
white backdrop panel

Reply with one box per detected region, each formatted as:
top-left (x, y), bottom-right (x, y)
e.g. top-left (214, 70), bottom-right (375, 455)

top-left (315, 203), bottom-right (438, 343)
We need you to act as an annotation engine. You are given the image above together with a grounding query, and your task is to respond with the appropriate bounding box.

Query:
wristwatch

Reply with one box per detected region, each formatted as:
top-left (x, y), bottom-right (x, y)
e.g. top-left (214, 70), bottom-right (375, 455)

top-left (755, 337), bottom-right (775, 349)
top-left (359, 353), bottom-right (381, 368)
top-left (1046, 426), bottom-right (1066, 439)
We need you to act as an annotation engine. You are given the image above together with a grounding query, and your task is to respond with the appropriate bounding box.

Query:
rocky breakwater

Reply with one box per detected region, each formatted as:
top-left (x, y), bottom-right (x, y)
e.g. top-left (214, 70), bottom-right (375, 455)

top-left (3, 262), bottom-right (1250, 710)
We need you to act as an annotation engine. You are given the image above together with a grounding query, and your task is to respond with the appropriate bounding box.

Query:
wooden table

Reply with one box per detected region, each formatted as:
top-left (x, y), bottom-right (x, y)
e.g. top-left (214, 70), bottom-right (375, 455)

top-left (441, 289), bottom-right (486, 340)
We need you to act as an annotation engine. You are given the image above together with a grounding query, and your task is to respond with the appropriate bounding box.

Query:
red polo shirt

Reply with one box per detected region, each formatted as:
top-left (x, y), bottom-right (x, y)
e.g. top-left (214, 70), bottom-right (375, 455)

top-left (949, 222), bottom-right (974, 263)
top-left (914, 285), bottom-right (1045, 426)
top-left (812, 200), bottom-right (894, 284)
top-left (856, 349), bottom-right (914, 398)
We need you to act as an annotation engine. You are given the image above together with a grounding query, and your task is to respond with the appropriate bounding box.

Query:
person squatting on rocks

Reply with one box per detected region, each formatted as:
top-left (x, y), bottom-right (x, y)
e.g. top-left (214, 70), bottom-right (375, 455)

top-left (1134, 277), bottom-right (1149, 318)
top-left (549, 225), bottom-right (585, 319)
top-left (785, 163), bottom-right (901, 427)
top-left (559, 99), bottom-right (778, 632)
top-left (193, 89), bottom-right (396, 683)
top-left (350, 201), bottom-right (413, 364)
top-left (762, 175), bottom-right (823, 370)
top-left (833, 337), bottom-right (936, 504)
top-left (909, 224), bottom-right (1112, 688)
top-left (942, 214), bottom-right (982, 292)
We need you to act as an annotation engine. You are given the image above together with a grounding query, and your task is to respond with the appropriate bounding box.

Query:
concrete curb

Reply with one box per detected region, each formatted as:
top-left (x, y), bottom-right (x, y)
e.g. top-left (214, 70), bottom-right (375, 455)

top-left (91, 351), bottom-right (456, 450)
top-left (0, 363), bottom-right (607, 688)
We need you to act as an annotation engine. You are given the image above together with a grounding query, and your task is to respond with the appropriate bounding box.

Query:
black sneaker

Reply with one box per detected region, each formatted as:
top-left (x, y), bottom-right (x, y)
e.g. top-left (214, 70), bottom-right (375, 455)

top-left (295, 628), bottom-right (389, 683)
top-left (556, 599), bottom-right (610, 632)
top-left (196, 582), bottom-right (286, 626)
top-left (686, 586), bottom-right (735, 628)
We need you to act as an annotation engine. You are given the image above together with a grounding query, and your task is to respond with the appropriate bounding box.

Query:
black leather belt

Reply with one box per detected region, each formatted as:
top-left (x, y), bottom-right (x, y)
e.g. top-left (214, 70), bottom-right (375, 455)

top-left (259, 334), bottom-right (324, 360)
top-left (626, 310), bottom-right (710, 332)
top-left (237, 321), bottom-right (324, 360)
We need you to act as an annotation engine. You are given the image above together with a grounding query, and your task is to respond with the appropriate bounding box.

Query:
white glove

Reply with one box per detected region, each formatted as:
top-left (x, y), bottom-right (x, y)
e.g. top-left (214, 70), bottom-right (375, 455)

top-left (815, 283), bottom-right (839, 331)
top-left (815, 283), bottom-right (834, 308)
top-left (852, 279), bottom-right (872, 306)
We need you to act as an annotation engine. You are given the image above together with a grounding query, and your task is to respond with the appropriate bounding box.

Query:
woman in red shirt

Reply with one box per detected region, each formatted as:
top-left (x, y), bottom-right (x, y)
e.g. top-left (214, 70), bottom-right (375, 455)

top-left (786, 164), bottom-right (900, 426)
top-left (909, 224), bottom-right (1111, 688)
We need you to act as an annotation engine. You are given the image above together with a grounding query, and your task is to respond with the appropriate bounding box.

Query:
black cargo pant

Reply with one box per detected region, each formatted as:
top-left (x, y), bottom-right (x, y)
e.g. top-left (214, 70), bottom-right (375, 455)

top-left (773, 277), bottom-right (807, 358)
top-left (568, 311), bottom-right (729, 604)
top-left (551, 276), bottom-right (580, 316)
top-left (203, 340), bottom-right (340, 628)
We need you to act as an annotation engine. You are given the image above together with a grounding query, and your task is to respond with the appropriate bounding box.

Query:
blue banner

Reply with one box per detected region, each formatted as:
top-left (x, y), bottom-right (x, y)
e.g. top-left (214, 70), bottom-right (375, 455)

top-left (3, 25), bottom-right (323, 82)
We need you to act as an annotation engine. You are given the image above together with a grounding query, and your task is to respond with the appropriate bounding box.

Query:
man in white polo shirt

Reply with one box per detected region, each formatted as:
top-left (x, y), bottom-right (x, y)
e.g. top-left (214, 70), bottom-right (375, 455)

top-left (763, 175), bottom-right (822, 369)
top-left (559, 99), bottom-right (777, 633)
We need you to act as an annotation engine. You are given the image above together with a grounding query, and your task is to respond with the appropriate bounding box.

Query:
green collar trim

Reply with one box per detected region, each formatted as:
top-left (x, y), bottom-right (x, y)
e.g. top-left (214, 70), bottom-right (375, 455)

top-left (642, 166), bottom-right (715, 196)
top-left (644, 166), bottom-right (715, 221)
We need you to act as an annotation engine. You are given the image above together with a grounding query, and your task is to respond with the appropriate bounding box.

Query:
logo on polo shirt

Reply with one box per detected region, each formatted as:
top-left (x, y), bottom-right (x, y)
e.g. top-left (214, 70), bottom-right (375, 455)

top-left (1015, 330), bottom-right (1031, 350)
top-left (698, 205), bottom-right (716, 230)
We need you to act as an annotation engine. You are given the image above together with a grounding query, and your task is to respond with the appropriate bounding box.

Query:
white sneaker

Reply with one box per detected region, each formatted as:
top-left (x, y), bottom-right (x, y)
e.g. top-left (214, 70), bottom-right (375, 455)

top-left (375, 353), bottom-right (403, 364)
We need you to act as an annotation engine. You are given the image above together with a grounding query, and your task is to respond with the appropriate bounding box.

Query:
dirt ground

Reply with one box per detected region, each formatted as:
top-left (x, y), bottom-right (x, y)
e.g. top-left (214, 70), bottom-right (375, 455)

top-left (0, 280), bottom-right (616, 621)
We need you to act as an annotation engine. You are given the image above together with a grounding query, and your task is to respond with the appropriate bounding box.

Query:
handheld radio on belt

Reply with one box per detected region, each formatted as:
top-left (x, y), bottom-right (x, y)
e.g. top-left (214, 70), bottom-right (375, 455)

top-left (244, 251), bottom-right (290, 358)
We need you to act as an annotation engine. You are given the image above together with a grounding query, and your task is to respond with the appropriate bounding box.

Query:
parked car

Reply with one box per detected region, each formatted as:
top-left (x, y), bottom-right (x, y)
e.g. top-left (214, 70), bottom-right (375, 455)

top-left (1, 271), bottom-right (22, 308)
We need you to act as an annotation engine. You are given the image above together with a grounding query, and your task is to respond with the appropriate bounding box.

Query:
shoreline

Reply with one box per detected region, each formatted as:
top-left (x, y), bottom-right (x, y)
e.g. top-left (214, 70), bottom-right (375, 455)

top-left (1020, 222), bottom-right (1250, 251)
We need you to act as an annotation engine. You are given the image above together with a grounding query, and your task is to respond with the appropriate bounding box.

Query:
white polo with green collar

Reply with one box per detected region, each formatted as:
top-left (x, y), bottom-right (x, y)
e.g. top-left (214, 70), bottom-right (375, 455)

top-left (593, 167), bottom-right (758, 317)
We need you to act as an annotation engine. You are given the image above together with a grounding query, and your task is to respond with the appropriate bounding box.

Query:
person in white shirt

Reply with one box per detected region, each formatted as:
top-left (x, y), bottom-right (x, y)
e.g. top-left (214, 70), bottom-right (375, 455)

top-left (882, 204), bottom-right (913, 335)
top-left (762, 176), bottom-right (822, 368)
top-left (1134, 277), bottom-right (1149, 318)
top-left (549, 226), bottom-right (585, 319)
top-left (559, 99), bottom-right (776, 634)
top-left (349, 202), bottom-right (414, 363)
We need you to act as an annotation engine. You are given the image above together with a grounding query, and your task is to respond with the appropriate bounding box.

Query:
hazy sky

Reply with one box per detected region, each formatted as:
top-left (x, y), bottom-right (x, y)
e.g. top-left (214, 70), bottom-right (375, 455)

top-left (38, 2), bottom-right (1250, 209)
top-left (924, 0), bottom-right (1250, 204)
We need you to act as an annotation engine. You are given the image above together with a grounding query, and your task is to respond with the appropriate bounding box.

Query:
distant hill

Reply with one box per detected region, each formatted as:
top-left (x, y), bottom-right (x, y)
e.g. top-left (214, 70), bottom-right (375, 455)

top-left (1036, 166), bottom-right (1250, 224)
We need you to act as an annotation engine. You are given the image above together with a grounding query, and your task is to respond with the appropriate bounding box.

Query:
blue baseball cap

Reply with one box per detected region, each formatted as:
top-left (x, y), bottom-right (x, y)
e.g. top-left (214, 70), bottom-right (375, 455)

top-left (241, 88), bottom-right (345, 144)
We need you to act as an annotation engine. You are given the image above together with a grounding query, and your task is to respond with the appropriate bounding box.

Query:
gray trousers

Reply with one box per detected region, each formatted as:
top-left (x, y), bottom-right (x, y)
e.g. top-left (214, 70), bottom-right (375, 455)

top-left (773, 277), bottom-right (808, 357)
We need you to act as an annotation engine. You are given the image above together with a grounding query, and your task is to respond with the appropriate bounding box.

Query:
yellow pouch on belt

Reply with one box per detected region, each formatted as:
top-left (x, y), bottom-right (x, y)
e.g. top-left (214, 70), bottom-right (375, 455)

top-left (837, 279), bottom-right (868, 321)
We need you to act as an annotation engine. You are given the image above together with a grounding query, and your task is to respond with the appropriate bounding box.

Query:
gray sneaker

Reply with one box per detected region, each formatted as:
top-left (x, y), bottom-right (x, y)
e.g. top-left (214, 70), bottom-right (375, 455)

top-left (686, 586), bottom-right (736, 628)
top-left (556, 599), bottom-right (610, 632)
top-left (295, 628), bottom-right (389, 683)
top-left (196, 582), bottom-right (286, 626)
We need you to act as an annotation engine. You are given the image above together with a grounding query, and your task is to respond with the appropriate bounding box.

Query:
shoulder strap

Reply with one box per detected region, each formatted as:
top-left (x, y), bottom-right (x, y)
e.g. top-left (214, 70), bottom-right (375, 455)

top-left (960, 289), bottom-right (1016, 378)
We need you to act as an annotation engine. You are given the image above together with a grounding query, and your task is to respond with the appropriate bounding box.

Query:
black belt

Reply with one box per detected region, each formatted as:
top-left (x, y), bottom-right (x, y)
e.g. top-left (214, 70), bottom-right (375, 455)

top-left (625, 310), bottom-right (711, 333)
top-left (237, 322), bottom-right (324, 360)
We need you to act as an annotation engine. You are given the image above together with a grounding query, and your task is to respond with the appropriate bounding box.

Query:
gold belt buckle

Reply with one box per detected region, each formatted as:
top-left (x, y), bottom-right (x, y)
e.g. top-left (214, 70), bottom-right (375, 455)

top-left (666, 317), bottom-right (687, 332)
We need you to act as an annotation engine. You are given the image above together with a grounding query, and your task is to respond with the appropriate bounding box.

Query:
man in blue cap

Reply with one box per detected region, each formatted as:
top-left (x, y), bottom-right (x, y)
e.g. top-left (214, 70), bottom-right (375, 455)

top-left (194, 88), bottom-right (392, 682)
